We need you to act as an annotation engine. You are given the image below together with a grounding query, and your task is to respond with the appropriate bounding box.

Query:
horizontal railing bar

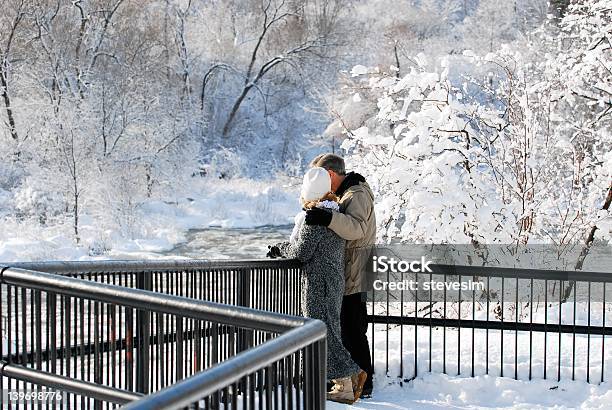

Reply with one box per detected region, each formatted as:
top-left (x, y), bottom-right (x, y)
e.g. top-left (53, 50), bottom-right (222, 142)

top-left (122, 320), bottom-right (327, 410)
top-left (3, 324), bottom-right (242, 364)
top-left (4, 259), bottom-right (609, 282)
top-left (429, 264), bottom-right (612, 282)
top-left (369, 315), bottom-right (612, 335)
top-left (7, 259), bottom-right (302, 274)
top-left (8, 315), bottom-right (607, 369)
top-left (0, 362), bottom-right (143, 404)
top-left (0, 267), bottom-right (305, 333)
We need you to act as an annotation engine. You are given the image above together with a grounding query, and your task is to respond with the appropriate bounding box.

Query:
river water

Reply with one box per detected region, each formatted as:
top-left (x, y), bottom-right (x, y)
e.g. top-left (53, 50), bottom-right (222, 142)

top-left (162, 225), bottom-right (293, 259)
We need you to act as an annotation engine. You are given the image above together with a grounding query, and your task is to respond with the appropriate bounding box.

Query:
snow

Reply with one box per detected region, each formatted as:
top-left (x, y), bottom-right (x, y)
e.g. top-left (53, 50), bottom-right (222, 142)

top-left (329, 373), bottom-right (611, 409)
top-left (327, 315), bottom-right (612, 409)
top-left (323, 286), bottom-right (612, 409)
top-left (352, 65), bottom-right (370, 76)
top-left (0, 177), bottom-right (301, 262)
top-left (0, 0), bottom-right (609, 407)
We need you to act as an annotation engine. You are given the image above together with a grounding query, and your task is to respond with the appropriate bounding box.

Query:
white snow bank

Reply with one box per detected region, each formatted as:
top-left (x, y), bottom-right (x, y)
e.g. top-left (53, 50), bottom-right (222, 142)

top-left (173, 177), bottom-right (300, 229)
top-left (328, 373), bottom-right (611, 409)
top-left (0, 219), bottom-right (90, 261)
top-left (0, 176), bottom-right (301, 262)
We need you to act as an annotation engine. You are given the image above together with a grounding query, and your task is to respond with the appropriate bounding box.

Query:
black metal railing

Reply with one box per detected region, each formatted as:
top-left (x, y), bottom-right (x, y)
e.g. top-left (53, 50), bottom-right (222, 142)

top-left (2, 258), bottom-right (609, 409)
top-left (369, 264), bottom-right (611, 385)
top-left (11, 259), bottom-right (302, 315)
top-left (7, 259), bottom-right (303, 398)
top-left (0, 265), bottom-right (326, 409)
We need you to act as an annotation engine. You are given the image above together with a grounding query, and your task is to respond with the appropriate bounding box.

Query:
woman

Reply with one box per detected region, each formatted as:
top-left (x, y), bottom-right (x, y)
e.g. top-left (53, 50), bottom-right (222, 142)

top-left (269, 167), bottom-right (367, 404)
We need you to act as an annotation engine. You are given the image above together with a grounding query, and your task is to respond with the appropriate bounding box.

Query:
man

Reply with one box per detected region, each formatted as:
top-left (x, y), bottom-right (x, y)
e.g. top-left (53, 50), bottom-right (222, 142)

top-left (305, 153), bottom-right (376, 398)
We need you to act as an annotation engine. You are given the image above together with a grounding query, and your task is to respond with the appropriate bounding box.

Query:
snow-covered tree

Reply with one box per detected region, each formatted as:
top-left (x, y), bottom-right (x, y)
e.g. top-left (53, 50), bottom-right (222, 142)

top-left (335, 0), bottom-right (611, 247)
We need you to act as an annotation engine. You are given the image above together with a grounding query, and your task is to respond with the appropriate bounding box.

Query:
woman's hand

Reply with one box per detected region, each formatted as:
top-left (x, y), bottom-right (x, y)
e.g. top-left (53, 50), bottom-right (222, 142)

top-left (266, 245), bottom-right (282, 258)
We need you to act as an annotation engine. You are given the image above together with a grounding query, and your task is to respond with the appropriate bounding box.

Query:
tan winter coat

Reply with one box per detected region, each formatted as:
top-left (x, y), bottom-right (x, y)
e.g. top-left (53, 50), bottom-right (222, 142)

top-left (328, 181), bottom-right (376, 295)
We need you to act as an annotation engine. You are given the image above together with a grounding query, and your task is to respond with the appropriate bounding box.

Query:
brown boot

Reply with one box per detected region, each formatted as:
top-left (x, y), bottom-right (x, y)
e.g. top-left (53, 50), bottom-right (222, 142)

top-left (351, 369), bottom-right (368, 401)
top-left (326, 377), bottom-right (356, 404)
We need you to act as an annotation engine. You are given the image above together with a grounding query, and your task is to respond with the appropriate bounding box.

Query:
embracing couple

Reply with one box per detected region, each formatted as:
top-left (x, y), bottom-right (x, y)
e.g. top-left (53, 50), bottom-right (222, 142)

top-left (267, 154), bottom-right (375, 404)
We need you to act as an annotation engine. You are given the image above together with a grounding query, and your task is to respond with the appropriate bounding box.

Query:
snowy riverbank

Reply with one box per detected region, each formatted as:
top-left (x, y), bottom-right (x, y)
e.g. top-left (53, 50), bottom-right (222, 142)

top-left (0, 177), bottom-right (301, 262)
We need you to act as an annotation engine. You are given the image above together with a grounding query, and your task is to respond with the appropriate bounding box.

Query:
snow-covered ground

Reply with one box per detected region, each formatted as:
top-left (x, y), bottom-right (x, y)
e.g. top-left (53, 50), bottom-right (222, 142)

top-left (0, 177), bottom-right (301, 262)
top-left (330, 372), bottom-right (612, 409)
top-left (327, 308), bottom-right (612, 409)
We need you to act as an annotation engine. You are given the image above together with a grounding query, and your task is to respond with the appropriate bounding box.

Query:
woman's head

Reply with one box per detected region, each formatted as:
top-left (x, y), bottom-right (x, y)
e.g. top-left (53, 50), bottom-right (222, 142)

top-left (300, 167), bottom-right (339, 208)
top-left (310, 153), bottom-right (346, 192)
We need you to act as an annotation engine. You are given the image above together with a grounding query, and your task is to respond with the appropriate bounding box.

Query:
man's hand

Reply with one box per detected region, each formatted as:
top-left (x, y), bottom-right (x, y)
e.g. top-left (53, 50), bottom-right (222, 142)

top-left (305, 207), bottom-right (332, 227)
top-left (266, 245), bottom-right (282, 258)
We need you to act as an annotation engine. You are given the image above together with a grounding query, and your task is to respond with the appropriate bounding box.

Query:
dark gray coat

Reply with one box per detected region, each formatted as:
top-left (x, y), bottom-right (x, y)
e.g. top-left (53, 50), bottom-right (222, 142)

top-left (278, 217), bottom-right (360, 380)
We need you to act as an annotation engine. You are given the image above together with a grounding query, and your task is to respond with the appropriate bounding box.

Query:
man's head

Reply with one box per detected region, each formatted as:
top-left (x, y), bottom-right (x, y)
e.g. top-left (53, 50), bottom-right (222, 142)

top-left (310, 153), bottom-right (346, 192)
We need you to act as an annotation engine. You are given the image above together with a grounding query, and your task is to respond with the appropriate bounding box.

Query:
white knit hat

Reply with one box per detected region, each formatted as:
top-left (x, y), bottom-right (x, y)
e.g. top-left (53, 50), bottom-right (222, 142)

top-left (301, 167), bottom-right (331, 202)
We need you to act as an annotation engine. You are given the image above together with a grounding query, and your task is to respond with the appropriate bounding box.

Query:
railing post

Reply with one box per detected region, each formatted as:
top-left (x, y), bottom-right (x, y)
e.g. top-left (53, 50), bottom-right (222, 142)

top-left (238, 268), bottom-right (252, 353)
top-left (315, 338), bottom-right (327, 409)
top-left (303, 346), bottom-right (312, 410)
top-left (238, 267), bottom-right (250, 308)
top-left (136, 272), bottom-right (151, 394)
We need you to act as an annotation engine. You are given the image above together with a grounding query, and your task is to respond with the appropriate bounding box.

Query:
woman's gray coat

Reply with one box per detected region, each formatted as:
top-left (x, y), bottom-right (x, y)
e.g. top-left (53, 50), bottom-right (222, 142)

top-left (278, 215), bottom-right (360, 380)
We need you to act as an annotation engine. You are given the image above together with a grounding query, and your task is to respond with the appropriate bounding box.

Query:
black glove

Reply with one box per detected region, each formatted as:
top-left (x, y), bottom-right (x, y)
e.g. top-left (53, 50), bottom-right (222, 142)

top-left (305, 207), bottom-right (333, 227)
top-left (266, 245), bottom-right (282, 258)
